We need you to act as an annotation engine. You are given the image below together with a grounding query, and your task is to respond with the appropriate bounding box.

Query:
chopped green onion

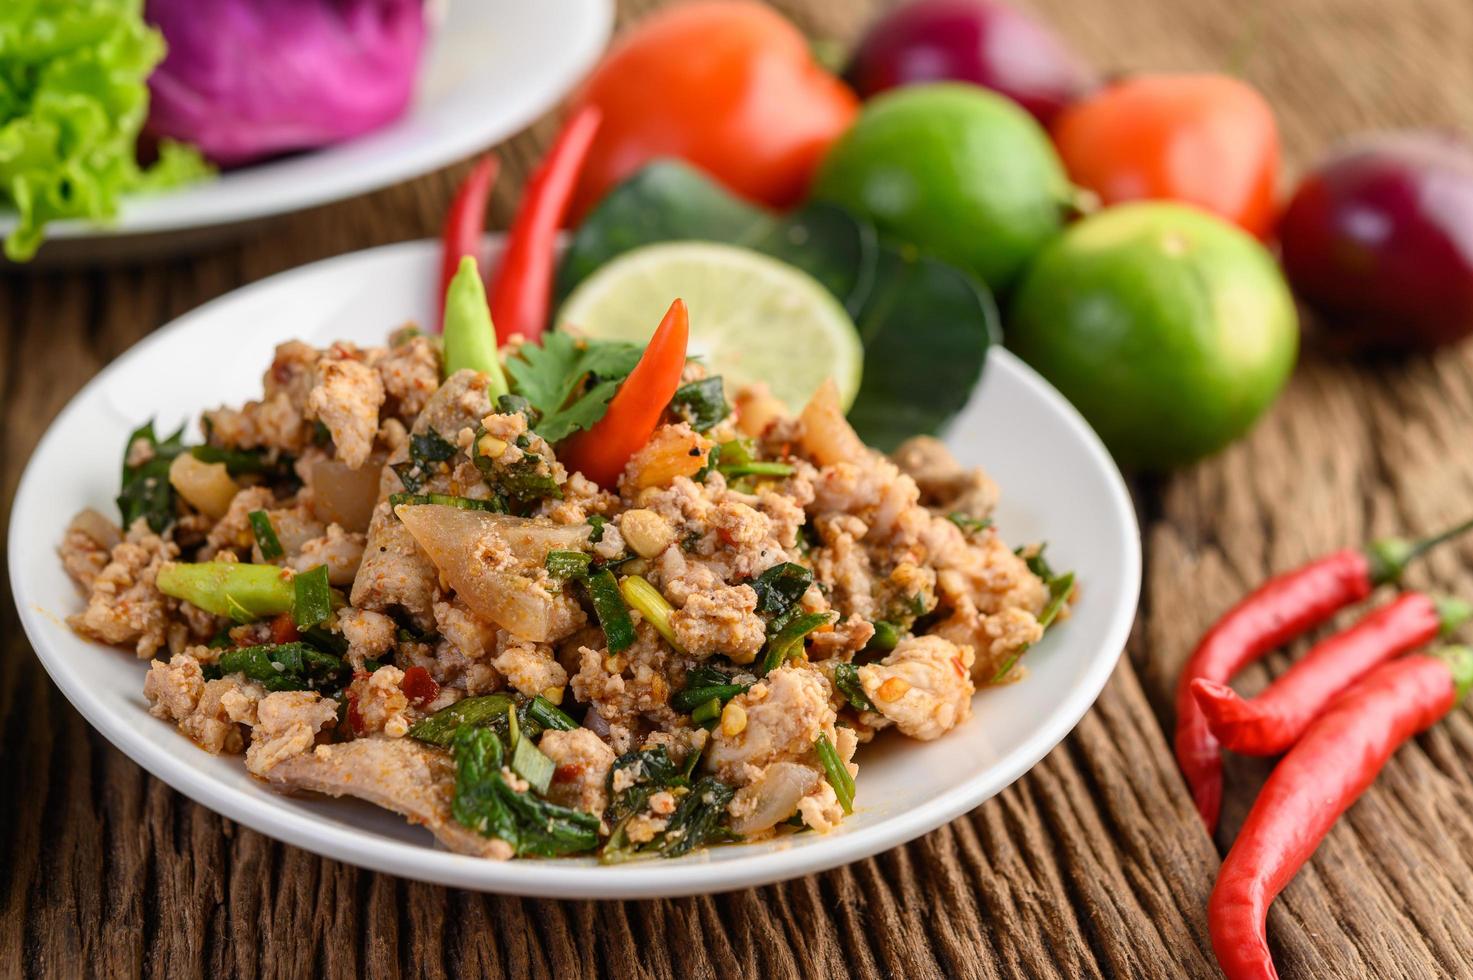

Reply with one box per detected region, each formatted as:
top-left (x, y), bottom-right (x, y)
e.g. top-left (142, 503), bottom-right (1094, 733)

top-left (760, 611), bottom-right (834, 674)
top-left (670, 683), bottom-right (749, 714)
top-left (588, 515), bottom-right (608, 543)
top-left (216, 642), bottom-right (348, 693)
top-left (545, 550), bottom-right (594, 581)
top-left (525, 695), bottom-right (578, 732)
top-left (948, 512), bottom-right (993, 534)
top-left (691, 696), bottom-right (722, 726)
top-left (989, 571), bottom-right (1075, 684)
top-left (619, 574), bottom-right (682, 651)
top-left (815, 733), bottom-right (855, 814)
top-left (833, 662), bottom-right (876, 713)
top-left (156, 561), bottom-right (294, 621)
top-left (291, 565), bottom-right (333, 629)
top-left (510, 732), bottom-right (555, 795)
top-left (866, 620), bottom-right (901, 653)
top-left (408, 693), bottom-right (518, 746)
top-left (389, 491), bottom-right (502, 512)
top-left (587, 568), bottom-right (635, 653)
top-left (248, 510), bottom-right (284, 559)
top-left (506, 703), bottom-right (521, 747)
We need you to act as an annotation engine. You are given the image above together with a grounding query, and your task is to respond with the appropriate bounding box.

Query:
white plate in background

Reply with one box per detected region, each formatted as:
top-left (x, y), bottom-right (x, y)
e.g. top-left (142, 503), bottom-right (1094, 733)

top-left (9, 239), bottom-right (1141, 898)
top-left (0, 0), bottom-right (612, 262)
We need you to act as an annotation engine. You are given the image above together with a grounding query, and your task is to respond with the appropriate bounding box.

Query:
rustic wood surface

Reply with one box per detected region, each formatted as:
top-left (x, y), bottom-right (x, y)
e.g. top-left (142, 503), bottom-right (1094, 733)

top-left (5, 0), bottom-right (1473, 976)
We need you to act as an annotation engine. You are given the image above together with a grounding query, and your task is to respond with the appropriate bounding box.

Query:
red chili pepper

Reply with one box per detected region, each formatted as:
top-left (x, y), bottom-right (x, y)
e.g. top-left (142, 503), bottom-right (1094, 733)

top-left (1208, 646), bottom-right (1473, 980)
top-left (268, 612), bottom-right (300, 645)
top-left (437, 155), bottom-right (501, 329)
top-left (401, 665), bottom-right (440, 708)
top-left (488, 106), bottom-right (602, 345)
top-left (1192, 592), bottom-right (1470, 755)
top-left (1174, 518), bottom-right (1473, 832)
top-left (558, 298), bottom-right (689, 488)
top-left (345, 671), bottom-right (368, 736)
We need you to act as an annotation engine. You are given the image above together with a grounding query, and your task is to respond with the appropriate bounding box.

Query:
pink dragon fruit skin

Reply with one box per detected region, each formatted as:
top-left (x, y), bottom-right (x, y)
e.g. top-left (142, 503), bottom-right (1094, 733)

top-left (144, 0), bottom-right (428, 167)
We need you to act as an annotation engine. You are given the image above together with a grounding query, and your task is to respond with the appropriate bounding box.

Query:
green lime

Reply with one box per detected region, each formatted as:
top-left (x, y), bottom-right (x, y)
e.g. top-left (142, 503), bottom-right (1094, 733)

top-left (556, 241), bottom-right (863, 411)
top-left (1008, 202), bottom-right (1298, 469)
top-left (811, 82), bottom-right (1070, 290)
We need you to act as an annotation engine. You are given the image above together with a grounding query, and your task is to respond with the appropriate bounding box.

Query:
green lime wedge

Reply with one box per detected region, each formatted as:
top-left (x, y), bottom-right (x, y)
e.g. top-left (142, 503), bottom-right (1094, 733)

top-left (555, 241), bottom-right (863, 411)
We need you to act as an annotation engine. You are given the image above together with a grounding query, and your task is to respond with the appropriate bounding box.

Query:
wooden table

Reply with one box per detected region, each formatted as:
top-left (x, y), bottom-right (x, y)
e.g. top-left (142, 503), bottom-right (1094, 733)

top-left (5, 1), bottom-right (1473, 976)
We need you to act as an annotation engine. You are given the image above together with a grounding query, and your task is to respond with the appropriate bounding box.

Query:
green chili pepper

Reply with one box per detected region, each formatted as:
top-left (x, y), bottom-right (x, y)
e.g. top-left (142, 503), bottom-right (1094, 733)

top-left (442, 255), bottom-right (509, 398)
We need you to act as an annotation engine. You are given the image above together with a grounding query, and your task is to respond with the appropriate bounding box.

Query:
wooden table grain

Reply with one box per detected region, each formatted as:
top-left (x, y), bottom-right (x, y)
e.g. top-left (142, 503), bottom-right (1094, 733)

top-left (5, 1), bottom-right (1473, 977)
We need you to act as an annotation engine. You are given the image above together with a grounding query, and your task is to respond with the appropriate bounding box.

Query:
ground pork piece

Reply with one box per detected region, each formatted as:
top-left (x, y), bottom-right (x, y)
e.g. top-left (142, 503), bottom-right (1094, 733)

top-left (809, 514), bottom-right (876, 621)
top-left (935, 603), bottom-right (1044, 684)
top-left (434, 598), bottom-right (495, 661)
top-left (346, 666), bottom-right (411, 737)
top-left (704, 665), bottom-right (838, 785)
top-left (567, 626), bottom-right (682, 754)
top-left (807, 614), bottom-right (875, 661)
top-left (623, 789), bottom-right (679, 844)
top-left (353, 498), bottom-right (439, 630)
top-left (670, 584), bottom-right (765, 663)
top-left (927, 519), bottom-right (1047, 616)
top-left (144, 652), bottom-right (267, 753)
top-left (68, 519), bottom-right (180, 658)
top-left (59, 509), bottom-right (121, 589)
top-left (809, 454), bottom-right (928, 542)
top-left (202, 486), bottom-right (276, 557)
top-left (540, 728), bottom-right (616, 816)
top-left (262, 736), bottom-right (512, 859)
top-left (892, 435), bottom-right (1000, 519)
top-left (858, 635), bottom-right (976, 740)
top-left (308, 355), bottom-right (385, 469)
top-left (245, 691), bottom-right (339, 773)
top-left (338, 607), bottom-right (396, 667)
top-left (540, 472), bottom-right (619, 525)
top-left (290, 524), bottom-right (366, 585)
top-left (373, 334), bottom-right (441, 421)
top-left (493, 638), bottom-right (568, 699)
top-left (200, 342), bottom-right (319, 455)
top-left (414, 369), bottom-right (496, 442)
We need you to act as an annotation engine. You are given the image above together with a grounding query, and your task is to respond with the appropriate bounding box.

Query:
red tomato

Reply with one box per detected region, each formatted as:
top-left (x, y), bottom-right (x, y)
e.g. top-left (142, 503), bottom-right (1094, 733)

top-left (567, 1), bottom-right (858, 219)
top-left (1052, 74), bottom-right (1280, 237)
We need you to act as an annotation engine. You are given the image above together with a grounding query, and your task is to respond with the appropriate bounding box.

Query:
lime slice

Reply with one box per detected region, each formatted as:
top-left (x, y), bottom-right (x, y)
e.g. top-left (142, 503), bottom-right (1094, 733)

top-left (556, 241), bottom-right (863, 411)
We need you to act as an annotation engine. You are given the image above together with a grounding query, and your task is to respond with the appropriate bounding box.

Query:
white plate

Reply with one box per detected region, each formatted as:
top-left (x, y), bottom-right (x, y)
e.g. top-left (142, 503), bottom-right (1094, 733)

top-left (9, 239), bottom-right (1141, 898)
top-left (0, 0), bottom-right (612, 261)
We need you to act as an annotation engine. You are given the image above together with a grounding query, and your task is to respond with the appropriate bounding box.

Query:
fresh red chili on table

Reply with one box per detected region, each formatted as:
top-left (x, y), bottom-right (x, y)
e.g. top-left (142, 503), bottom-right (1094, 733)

top-left (1208, 645), bottom-right (1473, 980)
top-left (558, 298), bottom-right (689, 488)
top-left (1175, 517), bottom-right (1473, 831)
top-left (437, 155), bottom-right (500, 327)
top-left (488, 106), bottom-right (602, 345)
top-left (1192, 591), bottom-right (1470, 755)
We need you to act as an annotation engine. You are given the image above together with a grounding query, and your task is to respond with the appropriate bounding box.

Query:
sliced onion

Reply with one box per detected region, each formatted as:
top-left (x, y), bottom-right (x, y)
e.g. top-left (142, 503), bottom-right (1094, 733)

top-left (728, 762), bottom-right (820, 835)
top-left (308, 458), bottom-right (382, 532)
top-left (799, 379), bottom-right (867, 467)
top-left (396, 504), bottom-right (590, 640)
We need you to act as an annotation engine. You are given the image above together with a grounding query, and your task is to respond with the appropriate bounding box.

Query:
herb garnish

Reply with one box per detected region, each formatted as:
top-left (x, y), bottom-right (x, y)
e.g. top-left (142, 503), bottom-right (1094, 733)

top-left (505, 332), bottom-right (644, 443)
top-left (450, 726), bottom-right (599, 857)
top-left (248, 510), bottom-right (284, 559)
top-left (391, 429), bottom-right (457, 493)
top-left (216, 642), bottom-right (349, 693)
top-left (669, 377), bottom-right (730, 432)
top-left (833, 662), bottom-right (877, 713)
top-left (117, 420), bottom-right (186, 532)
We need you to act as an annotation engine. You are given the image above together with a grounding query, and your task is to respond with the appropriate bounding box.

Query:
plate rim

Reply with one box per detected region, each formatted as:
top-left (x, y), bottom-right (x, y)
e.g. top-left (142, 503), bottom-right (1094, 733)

top-left (0, 0), bottom-right (614, 243)
top-left (8, 238), bottom-right (1141, 899)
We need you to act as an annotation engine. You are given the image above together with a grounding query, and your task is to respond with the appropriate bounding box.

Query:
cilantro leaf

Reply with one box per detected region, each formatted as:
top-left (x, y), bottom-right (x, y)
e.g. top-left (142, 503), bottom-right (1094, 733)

top-left (505, 333), bottom-right (643, 443)
top-left (118, 421), bottom-right (187, 533)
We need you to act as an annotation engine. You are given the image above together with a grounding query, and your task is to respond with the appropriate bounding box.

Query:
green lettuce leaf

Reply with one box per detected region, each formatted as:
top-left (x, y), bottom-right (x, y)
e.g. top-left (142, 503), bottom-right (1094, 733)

top-left (0, 0), bottom-right (211, 260)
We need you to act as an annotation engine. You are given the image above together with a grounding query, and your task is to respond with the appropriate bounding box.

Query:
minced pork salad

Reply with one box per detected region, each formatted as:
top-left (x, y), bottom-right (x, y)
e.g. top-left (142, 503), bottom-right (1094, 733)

top-left (59, 301), bottom-right (1073, 861)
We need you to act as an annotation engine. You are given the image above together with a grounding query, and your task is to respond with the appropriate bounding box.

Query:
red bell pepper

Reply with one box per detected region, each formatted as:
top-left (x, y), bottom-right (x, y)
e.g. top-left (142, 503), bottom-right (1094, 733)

top-left (436, 155), bottom-right (500, 328)
top-left (489, 106), bottom-right (602, 344)
top-left (559, 298), bottom-right (689, 488)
